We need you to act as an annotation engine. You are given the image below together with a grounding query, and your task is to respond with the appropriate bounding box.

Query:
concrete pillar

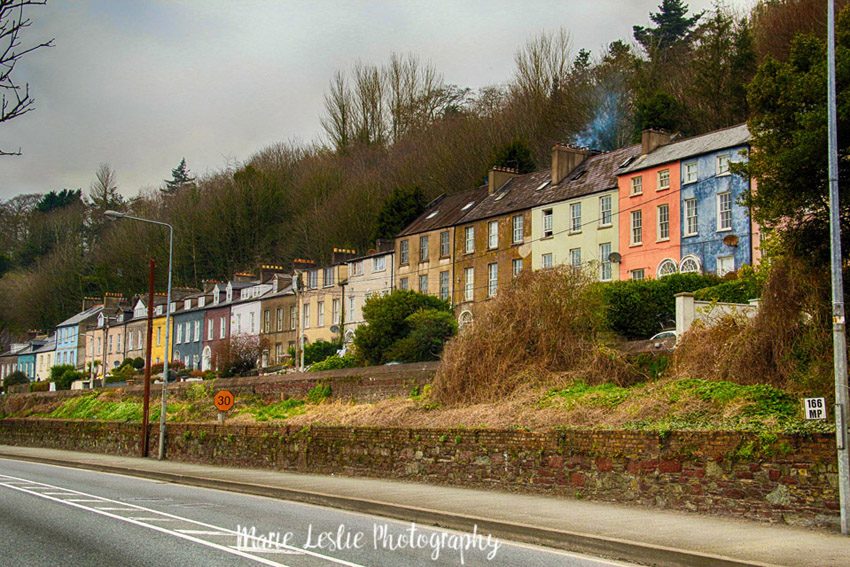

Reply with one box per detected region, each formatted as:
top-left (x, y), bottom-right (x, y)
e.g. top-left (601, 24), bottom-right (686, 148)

top-left (675, 292), bottom-right (696, 336)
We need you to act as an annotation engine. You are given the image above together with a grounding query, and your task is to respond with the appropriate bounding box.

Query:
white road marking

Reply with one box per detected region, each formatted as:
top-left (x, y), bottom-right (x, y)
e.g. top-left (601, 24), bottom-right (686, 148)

top-left (65, 498), bottom-right (106, 503)
top-left (94, 507), bottom-right (140, 511)
top-left (0, 472), bottom-right (366, 567)
top-left (176, 530), bottom-right (232, 536)
top-left (129, 517), bottom-right (177, 521)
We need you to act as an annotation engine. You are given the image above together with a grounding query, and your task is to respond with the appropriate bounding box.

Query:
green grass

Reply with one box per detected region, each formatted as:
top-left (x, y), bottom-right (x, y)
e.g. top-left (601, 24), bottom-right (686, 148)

top-left (246, 399), bottom-right (306, 422)
top-left (544, 381), bottom-right (631, 408)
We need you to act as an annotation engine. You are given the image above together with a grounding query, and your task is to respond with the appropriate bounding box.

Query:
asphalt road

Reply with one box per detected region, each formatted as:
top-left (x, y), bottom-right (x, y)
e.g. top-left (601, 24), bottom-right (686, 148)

top-left (0, 458), bottom-right (634, 567)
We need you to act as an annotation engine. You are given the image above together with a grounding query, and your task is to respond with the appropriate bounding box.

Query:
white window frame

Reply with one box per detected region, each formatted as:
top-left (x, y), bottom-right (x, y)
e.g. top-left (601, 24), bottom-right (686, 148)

top-left (569, 248), bottom-right (581, 267)
top-left (419, 235), bottom-right (429, 263)
top-left (657, 258), bottom-right (678, 278)
top-left (542, 209), bottom-right (553, 238)
top-left (684, 198), bottom-right (698, 236)
top-left (439, 271), bottom-right (449, 301)
top-left (570, 202), bottom-right (582, 233)
top-left (599, 242), bottom-right (612, 281)
top-left (716, 154), bottom-right (731, 176)
top-left (419, 274), bottom-right (428, 294)
top-left (323, 267), bottom-right (334, 287)
top-left (717, 192), bottom-right (733, 231)
top-left (303, 303), bottom-right (311, 329)
top-left (599, 195), bottom-right (612, 227)
top-left (512, 215), bottom-right (524, 243)
top-left (679, 255), bottom-right (701, 274)
top-left (717, 255), bottom-right (735, 276)
top-left (464, 226), bottom-right (474, 254)
top-left (631, 269), bottom-right (645, 280)
top-left (542, 253), bottom-right (553, 269)
top-left (512, 258), bottom-right (523, 277)
top-left (317, 301), bottom-right (325, 327)
top-left (630, 210), bottom-right (642, 245)
top-left (400, 240), bottom-right (409, 265)
top-left (487, 263), bottom-right (498, 298)
top-left (657, 204), bottom-right (670, 241)
top-left (684, 162), bottom-right (697, 184)
top-left (373, 255), bottom-right (386, 271)
top-left (488, 220), bottom-right (498, 249)
top-left (439, 230), bottom-right (450, 257)
top-left (657, 169), bottom-right (670, 191)
top-left (464, 267), bottom-right (474, 302)
top-left (332, 298), bottom-right (340, 325)
top-left (631, 176), bottom-right (643, 195)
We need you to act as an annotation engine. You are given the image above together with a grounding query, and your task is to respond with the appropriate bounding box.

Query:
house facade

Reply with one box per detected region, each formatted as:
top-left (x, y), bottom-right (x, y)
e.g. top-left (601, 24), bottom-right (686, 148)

top-left (172, 294), bottom-right (206, 371)
top-left (15, 340), bottom-right (44, 380)
top-left (202, 283), bottom-right (231, 371)
top-left (260, 284), bottom-right (297, 368)
top-left (344, 248), bottom-right (395, 343)
top-left (35, 336), bottom-right (56, 381)
top-left (298, 257), bottom-right (350, 345)
top-left (55, 302), bottom-right (103, 370)
top-left (395, 186), bottom-right (488, 308)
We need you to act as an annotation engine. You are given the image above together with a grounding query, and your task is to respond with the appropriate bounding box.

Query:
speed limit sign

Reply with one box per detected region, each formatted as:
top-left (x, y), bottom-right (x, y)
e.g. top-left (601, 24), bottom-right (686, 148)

top-left (214, 390), bottom-right (235, 412)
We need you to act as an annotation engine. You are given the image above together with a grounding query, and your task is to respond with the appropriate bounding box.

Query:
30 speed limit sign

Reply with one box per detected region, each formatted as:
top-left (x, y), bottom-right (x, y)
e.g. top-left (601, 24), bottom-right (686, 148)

top-left (214, 390), bottom-right (235, 412)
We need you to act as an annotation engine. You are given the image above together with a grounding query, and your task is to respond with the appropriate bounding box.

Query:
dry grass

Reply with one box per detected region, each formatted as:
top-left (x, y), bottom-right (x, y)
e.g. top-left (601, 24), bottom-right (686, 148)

top-left (433, 266), bottom-right (606, 406)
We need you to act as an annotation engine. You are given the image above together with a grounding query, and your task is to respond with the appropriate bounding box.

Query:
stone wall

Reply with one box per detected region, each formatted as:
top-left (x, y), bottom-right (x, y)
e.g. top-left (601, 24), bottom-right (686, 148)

top-left (0, 419), bottom-right (837, 527)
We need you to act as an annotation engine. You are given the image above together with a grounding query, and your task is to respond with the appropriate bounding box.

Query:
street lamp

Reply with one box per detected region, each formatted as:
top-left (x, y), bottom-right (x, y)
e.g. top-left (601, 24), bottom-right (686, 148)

top-left (105, 210), bottom-right (173, 461)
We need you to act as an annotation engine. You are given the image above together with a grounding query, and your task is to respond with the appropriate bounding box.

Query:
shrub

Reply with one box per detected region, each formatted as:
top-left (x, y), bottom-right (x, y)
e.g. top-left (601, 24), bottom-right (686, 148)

top-left (601, 273), bottom-right (720, 339)
top-left (307, 382), bottom-right (332, 403)
top-left (693, 264), bottom-right (765, 304)
top-left (303, 340), bottom-right (342, 366)
top-left (354, 290), bottom-right (453, 365)
top-left (29, 381), bottom-right (50, 392)
top-left (214, 335), bottom-right (268, 377)
top-left (434, 266), bottom-right (606, 405)
top-left (107, 364), bottom-right (135, 384)
top-left (3, 370), bottom-right (29, 389)
top-left (132, 357), bottom-right (145, 370)
top-left (308, 353), bottom-right (359, 372)
top-left (384, 309), bottom-right (457, 362)
top-left (54, 368), bottom-right (83, 390)
top-left (119, 358), bottom-right (135, 369)
top-left (49, 364), bottom-right (75, 382)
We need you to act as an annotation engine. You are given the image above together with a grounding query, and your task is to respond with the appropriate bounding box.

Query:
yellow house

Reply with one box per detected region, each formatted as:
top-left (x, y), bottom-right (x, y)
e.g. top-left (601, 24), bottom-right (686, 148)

top-left (531, 144), bottom-right (640, 281)
top-left (297, 254), bottom-right (352, 345)
top-left (150, 304), bottom-right (170, 365)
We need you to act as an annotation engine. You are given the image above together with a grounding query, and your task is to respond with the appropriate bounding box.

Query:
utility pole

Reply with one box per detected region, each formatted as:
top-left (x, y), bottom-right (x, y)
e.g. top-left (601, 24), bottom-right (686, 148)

top-left (827, 0), bottom-right (850, 536)
top-left (142, 259), bottom-right (155, 458)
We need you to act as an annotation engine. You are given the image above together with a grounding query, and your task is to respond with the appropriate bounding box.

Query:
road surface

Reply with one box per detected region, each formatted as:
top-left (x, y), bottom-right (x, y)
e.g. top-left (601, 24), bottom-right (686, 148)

top-left (0, 458), bottom-right (633, 567)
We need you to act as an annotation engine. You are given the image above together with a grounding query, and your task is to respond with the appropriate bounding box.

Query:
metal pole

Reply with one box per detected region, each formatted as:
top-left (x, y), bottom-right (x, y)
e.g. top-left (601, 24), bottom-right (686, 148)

top-left (827, 0), bottom-right (850, 536)
top-left (158, 225), bottom-right (173, 461)
top-left (142, 259), bottom-right (154, 458)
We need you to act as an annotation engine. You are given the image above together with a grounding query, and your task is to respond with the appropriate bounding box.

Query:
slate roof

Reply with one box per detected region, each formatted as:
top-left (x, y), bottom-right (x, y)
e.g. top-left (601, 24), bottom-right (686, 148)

top-left (620, 123), bottom-right (750, 174)
top-left (56, 304), bottom-right (104, 328)
top-left (397, 186), bottom-right (489, 237)
top-left (34, 336), bottom-right (57, 353)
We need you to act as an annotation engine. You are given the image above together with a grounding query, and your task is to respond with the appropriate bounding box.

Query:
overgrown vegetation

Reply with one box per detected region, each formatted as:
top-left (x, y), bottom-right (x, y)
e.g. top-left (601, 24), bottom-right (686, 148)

top-left (308, 353), bottom-right (358, 372)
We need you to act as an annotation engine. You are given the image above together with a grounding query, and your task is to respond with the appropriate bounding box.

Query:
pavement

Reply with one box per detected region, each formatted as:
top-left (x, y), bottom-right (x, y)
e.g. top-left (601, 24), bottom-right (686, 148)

top-left (0, 444), bottom-right (848, 567)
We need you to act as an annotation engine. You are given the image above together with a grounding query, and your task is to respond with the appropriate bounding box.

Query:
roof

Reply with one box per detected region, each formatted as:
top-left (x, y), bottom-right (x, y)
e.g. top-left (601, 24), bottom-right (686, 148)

top-left (620, 123), bottom-right (750, 174)
top-left (348, 248), bottom-right (394, 263)
top-left (397, 186), bottom-right (489, 237)
top-left (57, 304), bottom-right (104, 328)
top-left (16, 340), bottom-right (46, 356)
top-left (261, 283), bottom-right (296, 300)
top-left (33, 336), bottom-right (56, 353)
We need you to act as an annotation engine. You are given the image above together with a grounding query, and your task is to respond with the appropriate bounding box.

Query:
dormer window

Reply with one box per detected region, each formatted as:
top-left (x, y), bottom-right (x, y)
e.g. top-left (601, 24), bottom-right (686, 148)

top-left (155, 305), bottom-right (163, 316)
top-left (184, 299), bottom-right (192, 310)
top-left (198, 296), bottom-right (206, 308)
top-left (170, 302), bottom-right (177, 313)
top-left (226, 283), bottom-right (233, 303)
top-left (97, 313), bottom-right (105, 328)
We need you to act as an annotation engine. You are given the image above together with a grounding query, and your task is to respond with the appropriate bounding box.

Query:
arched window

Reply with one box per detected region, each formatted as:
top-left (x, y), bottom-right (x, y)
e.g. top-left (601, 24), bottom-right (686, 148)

top-left (679, 255), bottom-right (701, 274)
top-left (657, 259), bottom-right (678, 278)
top-left (458, 311), bottom-right (474, 330)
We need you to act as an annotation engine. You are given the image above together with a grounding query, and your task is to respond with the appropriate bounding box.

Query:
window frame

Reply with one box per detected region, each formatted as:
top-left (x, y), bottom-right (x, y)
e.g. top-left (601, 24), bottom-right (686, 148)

top-left (657, 169), bottom-right (670, 191)
top-left (487, 263), bottom-right (498, 298)
top-left (487, 220), bottom-right (498, 249)
top-left (599, 242), bottom-right (612, 281)
top-left (542, 209), bottom-right (553, 238)
top-left (717, 192), bottom-right (733, 231)
top-left (684, 161), bottom-right (698, 184)
top-left (569, 202), bottom-right (582, 233)
top-left (464, 226), bottom-right (475, 254)
top-left (630, 210), bottom-right (643, 245)
top-left (684, 198), bottom-right (698, 237)
top-left (463, 267), bottom-right (474, 302)
top-left (511, 215), bottom-right (524, 244)
top-left (630, 175), bottom-right (643, 195)
top-left (657, 204), bottom-right (670, 241)
top-left (599, 195), bottom-right (612, 227)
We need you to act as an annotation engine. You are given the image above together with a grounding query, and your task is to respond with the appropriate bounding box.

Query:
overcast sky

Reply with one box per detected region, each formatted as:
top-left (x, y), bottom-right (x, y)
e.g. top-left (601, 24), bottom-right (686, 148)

top-left (0, 0), bottom-right (752, 201)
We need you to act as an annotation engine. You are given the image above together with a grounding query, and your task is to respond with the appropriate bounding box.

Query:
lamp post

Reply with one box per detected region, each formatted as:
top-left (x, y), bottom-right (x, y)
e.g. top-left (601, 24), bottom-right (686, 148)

top-left (105, 210), bottom-right (173, 461)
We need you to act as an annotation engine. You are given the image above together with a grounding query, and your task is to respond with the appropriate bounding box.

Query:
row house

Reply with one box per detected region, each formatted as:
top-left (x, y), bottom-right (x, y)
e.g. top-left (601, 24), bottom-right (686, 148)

top-left (172, 290), bottom-right (209, 371)
top-left (344, 246), bottom-right (395, 343)
top-left (531, 144), bottom-right (642, 281)
top-left (124, 295), bottom-right (164, 364)
top-left (259, 274), bottom-right (297, 368)
top-left (203, 281), bottom-right (232, 371)
top-left (297, 251), bottom-right (355, 345)
top-left (395, 186), bottom-right (488, 305)
top-left (83, 294), bottom-right (129, 379)
top-left (55, 299), bottom-right (103, 369)
top-left (15, 339), bottom-right (44, 380)
top-left (0, 344), bottom-right (27, 379)
top-left (34, 335), bottom-right (56, 381)
top-left (617, 124), bottom-right (756, 279)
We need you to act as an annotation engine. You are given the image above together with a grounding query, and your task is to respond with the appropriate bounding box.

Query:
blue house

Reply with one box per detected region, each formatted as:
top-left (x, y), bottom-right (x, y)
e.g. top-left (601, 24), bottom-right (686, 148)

top-left (55, 302), bottom-right (103, 369)
top-left (678, 124), bottom-right (757, 276)
top-left (171, 293), bottom-right (207, 371)
top-left (15, 339), bottom-right (45, 381)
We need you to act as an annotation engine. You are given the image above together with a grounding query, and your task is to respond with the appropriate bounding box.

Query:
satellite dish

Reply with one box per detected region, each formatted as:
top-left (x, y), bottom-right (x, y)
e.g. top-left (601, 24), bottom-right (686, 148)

top-left (330, 325), bottom-right (340, 333)
top-left (608, 252), bottom-right (622, 263)
top-left (722, 234), bottom-right (739, 247)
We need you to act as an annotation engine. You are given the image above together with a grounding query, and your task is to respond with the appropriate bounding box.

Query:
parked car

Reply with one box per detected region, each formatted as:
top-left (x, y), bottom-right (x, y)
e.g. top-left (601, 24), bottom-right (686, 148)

top-left (650, 330), bottom-right (678, 349)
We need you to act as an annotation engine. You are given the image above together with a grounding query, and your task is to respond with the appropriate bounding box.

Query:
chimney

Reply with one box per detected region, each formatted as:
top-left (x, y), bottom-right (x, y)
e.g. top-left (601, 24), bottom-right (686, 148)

top-left (641, 128), bottom-right (673, 155)
top-left (551, 144), bottom-right (590, 185)
top-left (233, 271), bottom-right (256, 284)
top-left (259, 264), bottom-right (289, 283)
top-left (81, 296), bottom-right (101, 311)
top-left (488, 166), bottom-right (519, 195)
top-left (291, 258), bottom-right (316, 271)
top-left (331, 247), bottom-right (358, 265)
top-left (374, 238), bottom-right (394, 253)
top-left (103, 292), bottom-right (124, 310)
top-left (201, 279), bottom-right (220, 293)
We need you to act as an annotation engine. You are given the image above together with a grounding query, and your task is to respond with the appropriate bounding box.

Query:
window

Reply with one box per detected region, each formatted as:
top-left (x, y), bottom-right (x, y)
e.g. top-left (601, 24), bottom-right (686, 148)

top-left (631, 176), bottom-right (643, 195)
top-left (569, 248), bottom-right (581, 267)
top-left (332, 299), bottom-right (340, 325)
top-left (419, 235), bottom-right (429, 262)
top-left (220, 317), bottom-right (226, 339)
top-left (488, 221), bottom-right (498, 249)
top-left (317, 302), bottom-right (325, 327)
top-left (399, 277), bottom-right (409, 290)
top-left (276, 307), bottom-right (283, 332)
top-left (323, 267), bottom-right (334, 287)
top-left (235, 313), bottom-right (242, 334)
top-left (487, 263), bottom-right (498, 297)
top-left (717, 154), bottom-right (731, 175)
top-left (685, 198), bottom-right (698, 236)
top-left (439, 271), bottom-right (449, 301)
top-left (348, 296), bottom-right (355, 320)
top-left (718, 192), bottom-right (732, 231)
top-left (464, 226), bottom-right (474, 253)
top-left (570, 203), bottom-right (582, 232)
top-left (275, 343), bottom-right (283, 362)
top-left (289, 306), bottom-right (297, 330)
top-left (717, 255), bottom-right (735, 276)
top-left (194, 320), bottom-right (200, 342)
top-left (155, 329), bottom-right (161, 347)
top-left (464, 267), bottom-right (474, 301)
top-left (600, 242), bottom-right (612, 281)
top-left (418, 274), bottom-right (428, 294)
top-left (353, 261), bottom-right (363, 276)
top-left (512, 215), bottom-right (524, 243)
top-left (657, 169), bottom-right (670, 190)
top-left (657, 204), bottom-right (669, 241)
top-left (303, 303), bottom-right (311, 328)
top-left (631, 269), bottom-right (645, 280)
top-left (599, 195), bottom-right (612, 226)
top-left (373, 255), bottom-right (386, 271)
top-left (684, 162), bottom-right (697, 183)
top-left (439, 231), bottom-right (450, 257)
top-left (400, 240), bottom-right (409, 265)
top-left (680, 255), bottom-right (701, 274)
top-left (542, 253), bottom-right (553, 269)
top-left (307, 270), bottom-right (318, 289)
top-left (512, 258), bottom-right (523, 277)
top-left (630, 210), bottom-right (642, 245)
top-left (263, 309), bottom-right (270, 333)
top-left (543, 209), bottom-right (553, 237)
top-left (657, 258), bottom-right (678, 277)
top-left (108, 335), bottom-right (113, 354)
top-left (128, 332), bottom-right (135, 351)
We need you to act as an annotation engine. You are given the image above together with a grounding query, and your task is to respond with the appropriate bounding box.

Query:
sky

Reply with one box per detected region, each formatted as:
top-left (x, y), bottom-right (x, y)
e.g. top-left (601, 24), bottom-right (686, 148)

top-left (0, 0), bottom-right (753, 201)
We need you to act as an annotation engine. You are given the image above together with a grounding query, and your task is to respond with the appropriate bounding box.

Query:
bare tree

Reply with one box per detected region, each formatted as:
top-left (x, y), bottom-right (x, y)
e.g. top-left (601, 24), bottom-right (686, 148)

top-left (89, 163), bottom-right (122, 211)
top-left (512, 29), bottom-right (572, 101)
top-left (321, 70), bottom-right (353, 153)
top-left (0, 0), bottom-right (54, 156)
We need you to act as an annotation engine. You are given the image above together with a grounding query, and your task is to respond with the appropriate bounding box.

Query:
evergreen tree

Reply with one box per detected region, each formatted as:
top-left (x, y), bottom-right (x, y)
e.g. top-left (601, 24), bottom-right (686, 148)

top-left (492, 140), bottom-right (536, 173)
top-left (633, 0), bottom-right (703, 56)
top-left (162, 158), bottom-right (196, 194)
top-left (372, 186), bottom-right (427, 242)
top-left (35, 189), bottom-right (82, 213)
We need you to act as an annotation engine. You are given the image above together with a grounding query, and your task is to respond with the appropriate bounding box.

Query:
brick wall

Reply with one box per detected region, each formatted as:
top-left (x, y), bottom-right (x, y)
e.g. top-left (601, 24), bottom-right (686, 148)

top-left (0, 419), bottom-right (837, 527)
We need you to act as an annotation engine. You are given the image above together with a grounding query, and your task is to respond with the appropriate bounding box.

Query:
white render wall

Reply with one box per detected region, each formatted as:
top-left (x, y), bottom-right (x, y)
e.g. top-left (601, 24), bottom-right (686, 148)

top-left (675, 292), bottom-right (760, 336)
top-left (344, 252), bottom-right (394, 340)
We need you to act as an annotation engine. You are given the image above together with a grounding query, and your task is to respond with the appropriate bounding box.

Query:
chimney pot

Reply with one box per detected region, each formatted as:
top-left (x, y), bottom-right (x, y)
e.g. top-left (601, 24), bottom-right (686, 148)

top-left (641, 128), bottom-right (673, 155)
top-left (551, 144), bottom-right (590, 186)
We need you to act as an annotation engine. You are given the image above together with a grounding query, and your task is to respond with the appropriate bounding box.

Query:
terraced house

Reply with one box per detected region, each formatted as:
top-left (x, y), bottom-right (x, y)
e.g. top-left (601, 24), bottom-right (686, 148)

top-left (344, 245), bottom-right (394, 343)
top-left (55, 299), bottom-right (103, 370)
top-left (395, 186), bottom-right (488, 307)
top-left (297, 250), bottom-right (355, 345)
top-left (259, 274), bottom-right (296, 368)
